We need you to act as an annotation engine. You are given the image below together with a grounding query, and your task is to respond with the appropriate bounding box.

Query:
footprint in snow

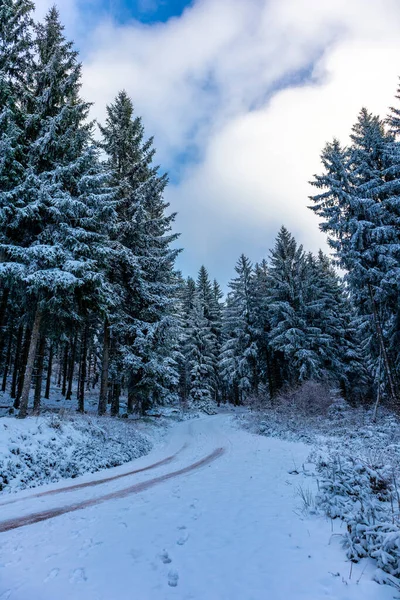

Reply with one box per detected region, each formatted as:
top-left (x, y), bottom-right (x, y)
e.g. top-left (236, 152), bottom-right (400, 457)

top-left (45, 552), bottom-right (60, 563)
top-left (168, 570), bottom-right (179, 587)
top-left (172, 486), bottom-right (181, 499)
top-left (160, 550), bottom-right (172, 564)
top-left (44, 568), bottom-right (60, 582)
top-left (78, 538), bottom-right (103, 558)
top-left (69, 568), bottom-right (87, 583)
top-left (130, 548), bottom-right (142, 561)
top-left (177, 532), bottom-right (189, 546)
top-left (0, 590), bottom-right (11, 600)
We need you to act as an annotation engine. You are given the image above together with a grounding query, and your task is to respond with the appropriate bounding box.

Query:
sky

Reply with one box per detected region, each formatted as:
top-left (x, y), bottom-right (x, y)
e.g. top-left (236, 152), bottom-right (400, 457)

top-left (33, 0), bottom-right (400, 287)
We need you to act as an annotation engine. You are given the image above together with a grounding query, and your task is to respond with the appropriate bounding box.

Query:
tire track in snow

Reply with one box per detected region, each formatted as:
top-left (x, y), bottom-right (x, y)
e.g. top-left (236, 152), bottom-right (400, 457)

top-left (0, 444), bottom-right (188, 508)
top-left (0, 447), bottom-right (225, 533)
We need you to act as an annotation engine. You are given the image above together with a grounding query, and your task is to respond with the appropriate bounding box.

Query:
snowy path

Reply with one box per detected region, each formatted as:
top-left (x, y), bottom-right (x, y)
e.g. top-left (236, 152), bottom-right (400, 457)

top-left (0, 415), bottom-right (395, 600)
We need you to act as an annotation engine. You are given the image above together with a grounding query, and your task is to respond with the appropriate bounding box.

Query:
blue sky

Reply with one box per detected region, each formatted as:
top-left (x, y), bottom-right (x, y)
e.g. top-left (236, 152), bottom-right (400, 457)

top-left (105, 0), bottom-right (192, 23)
top-left (78, 0), bottom-right (193, 26)
top-left (35, 0), bottom-right (400, 287)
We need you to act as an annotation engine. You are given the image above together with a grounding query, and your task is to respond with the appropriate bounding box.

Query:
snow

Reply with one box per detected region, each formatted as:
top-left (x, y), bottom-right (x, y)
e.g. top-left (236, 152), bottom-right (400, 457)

top-left (0, 414), bottom-right (152, 493)
top-left (0, 413), bottom-right (394, 599)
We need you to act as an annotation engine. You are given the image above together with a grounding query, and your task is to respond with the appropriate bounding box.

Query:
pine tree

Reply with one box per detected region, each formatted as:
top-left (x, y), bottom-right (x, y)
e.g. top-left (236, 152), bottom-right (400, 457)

top-left (252, 259), bottom-right (277, 398)
top-left (99, 91), bottom-right (180, 414)
top-left (265, 227), bottom-right (316, 386)
top-left (178, 276), bottom-right (197, 404)
top-left (310, 251), bottom-right (367, 402)
top-left (310, 108), bottom-right (400, 404)
top-left (211, 279), bottom-right (224, 404)
top-left (195, 266), bottom-right (219, 401)
top-left (3, 7), bottom-right (113, 416)
top-left (0, 0), bottom-right (34, 336)
top-left (186, 295), bottom-right (215, 410)
top-left (220, 254), bottom-right (258, 404)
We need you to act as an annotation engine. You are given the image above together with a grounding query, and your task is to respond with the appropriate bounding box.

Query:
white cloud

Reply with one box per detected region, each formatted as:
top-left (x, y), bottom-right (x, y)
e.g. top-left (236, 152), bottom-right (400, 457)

top-left (53, 0), bottom-right (400, 282)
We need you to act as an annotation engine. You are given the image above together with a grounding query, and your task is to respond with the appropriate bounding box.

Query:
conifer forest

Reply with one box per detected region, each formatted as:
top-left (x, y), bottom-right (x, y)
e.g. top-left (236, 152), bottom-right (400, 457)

top-left (3, 2), bottom-right (400, 599)
top-left (1, 2), bottom-right (400, 421)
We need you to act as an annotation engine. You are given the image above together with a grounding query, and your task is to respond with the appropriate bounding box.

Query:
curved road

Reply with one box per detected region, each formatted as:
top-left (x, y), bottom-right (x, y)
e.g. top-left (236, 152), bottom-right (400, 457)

top-left (0, 414), bottom-right (393, 600)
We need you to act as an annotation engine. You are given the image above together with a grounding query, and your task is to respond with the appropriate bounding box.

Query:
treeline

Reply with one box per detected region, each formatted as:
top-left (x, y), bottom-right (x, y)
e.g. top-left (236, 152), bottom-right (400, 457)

top-left (0, 2), bottom-right (180, 417)
top-left (179, 232), bottom-right (365, 410)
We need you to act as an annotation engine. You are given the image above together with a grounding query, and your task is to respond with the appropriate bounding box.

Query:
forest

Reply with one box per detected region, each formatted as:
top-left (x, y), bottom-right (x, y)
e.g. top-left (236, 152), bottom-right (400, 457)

top-left (1, 0), bottom-right (400, 420)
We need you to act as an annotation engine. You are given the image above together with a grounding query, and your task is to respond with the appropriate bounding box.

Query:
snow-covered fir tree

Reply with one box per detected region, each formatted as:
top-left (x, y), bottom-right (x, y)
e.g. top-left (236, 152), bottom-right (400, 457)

top-left (265, 227), bottom-right (317, 387)
top-left (185, 294), bottom-right (216, 411)
top-left (195, 266), bottom-right (220, 401)
top-left (0, 0), bottom-right (34, 340)
top-left (220, 254), bottom-right (258, 405)
top-left (0, 7), bottom-right (114, 416)
top-left (310, 106), bottom-right (400, 404)
top-left (99, 90), bottom-right (180, 414)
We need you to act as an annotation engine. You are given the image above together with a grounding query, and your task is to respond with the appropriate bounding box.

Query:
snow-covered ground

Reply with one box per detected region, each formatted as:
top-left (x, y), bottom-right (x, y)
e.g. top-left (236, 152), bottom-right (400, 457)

top-left (0, 413), bottom-right (394, 600)
top-left (0, 413), bottom-right (154, 493)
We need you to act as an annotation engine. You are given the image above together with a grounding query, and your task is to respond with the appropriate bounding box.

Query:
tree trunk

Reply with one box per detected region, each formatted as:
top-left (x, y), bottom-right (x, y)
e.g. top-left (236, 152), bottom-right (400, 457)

top-left (19, 307), bottom-right (43, 418)
top-left (0, 288), bottom-right (9, 358)
top-left (14, 326), bottom-right (31, 409)
top-left (86, 350), bottom-right (92, 391)
top-left (77, 325), bottom-right (88, 413)
top-left (56, 346), bottom-right (62, 387)
top-left (2, 326), bottom-right (13, 392)
top-left (11, 325), bottom-right (23, 399)
top-left (33, 336), bottom-right (46, 414)
top-left (61, 342), bottom-right (69, 396)
top-left (0, 288), bottom-right (9, 327)
top-left (66, 334), bottom-right (77, 400)
top-left (111, 380), bottom-right (120, 417)
top-left (76, 349), bottom-right (82, 400)
top-left (372, 347), bottom-right (382, 423)
top-left (265, 346), bottom-right (275, 404)
top-left (45, 344), bottom-right (53, 400)
top-left (98, 319), bottom-right (109, 416)
top-left (127, 389), bottom-right (134, 414)
top-left (368, 284), bottom-right (398, 405)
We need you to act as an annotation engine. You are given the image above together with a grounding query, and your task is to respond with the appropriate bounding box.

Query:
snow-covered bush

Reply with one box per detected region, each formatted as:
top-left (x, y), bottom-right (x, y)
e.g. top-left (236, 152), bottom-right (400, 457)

top-left (315, 451), bottom-right (400, 582)
top-left (276, 381), bottom-right (334, 417)
top-left (0, 414), bottom-right (152, 493)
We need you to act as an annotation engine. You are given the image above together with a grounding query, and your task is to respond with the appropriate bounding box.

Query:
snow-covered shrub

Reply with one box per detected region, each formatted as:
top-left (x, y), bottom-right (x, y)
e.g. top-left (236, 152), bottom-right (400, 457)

top-left (315, 452), bottom-right (400, 583)
top-left (276, 381), bottom-right (334, 417)
top-left (0, 414), bottom-right (152, 493)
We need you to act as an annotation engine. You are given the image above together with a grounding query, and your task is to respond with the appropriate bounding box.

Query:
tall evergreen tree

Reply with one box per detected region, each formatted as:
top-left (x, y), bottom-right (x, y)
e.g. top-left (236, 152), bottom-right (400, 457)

top-left (186, 295), bottom-right (216, 409)
top-left (265, 227), bottom-right (315, 386)
top-left (99, 90), bottom-right (180, 414)
top-left (0, 7), bottom-right (113, 416)
top-left (310, 108), bottom-right (400, 404)
top-left (220, 254), bottom-right (258, 404)
top-left (0, 0), bottom-right (34, 334)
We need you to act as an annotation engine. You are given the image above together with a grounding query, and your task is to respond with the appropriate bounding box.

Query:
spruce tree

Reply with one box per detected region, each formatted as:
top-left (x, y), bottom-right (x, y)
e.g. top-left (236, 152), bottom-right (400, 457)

top-left (265, 227), bottom-right (315, 386)
top-left (177, 276), bottom-right (197, 404)
top-left (99, 91), bottom-right (180, 414)
top-left (310, 109), bottom-right (400, 404)
top-left (7, 7), bottom-right (113, 416)
top-left (0, 0), bottom-right (34, 332)
top-left (220, 255), bottom-right (258, 404)
top-left (186, 295), bottom-right (215, 410)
